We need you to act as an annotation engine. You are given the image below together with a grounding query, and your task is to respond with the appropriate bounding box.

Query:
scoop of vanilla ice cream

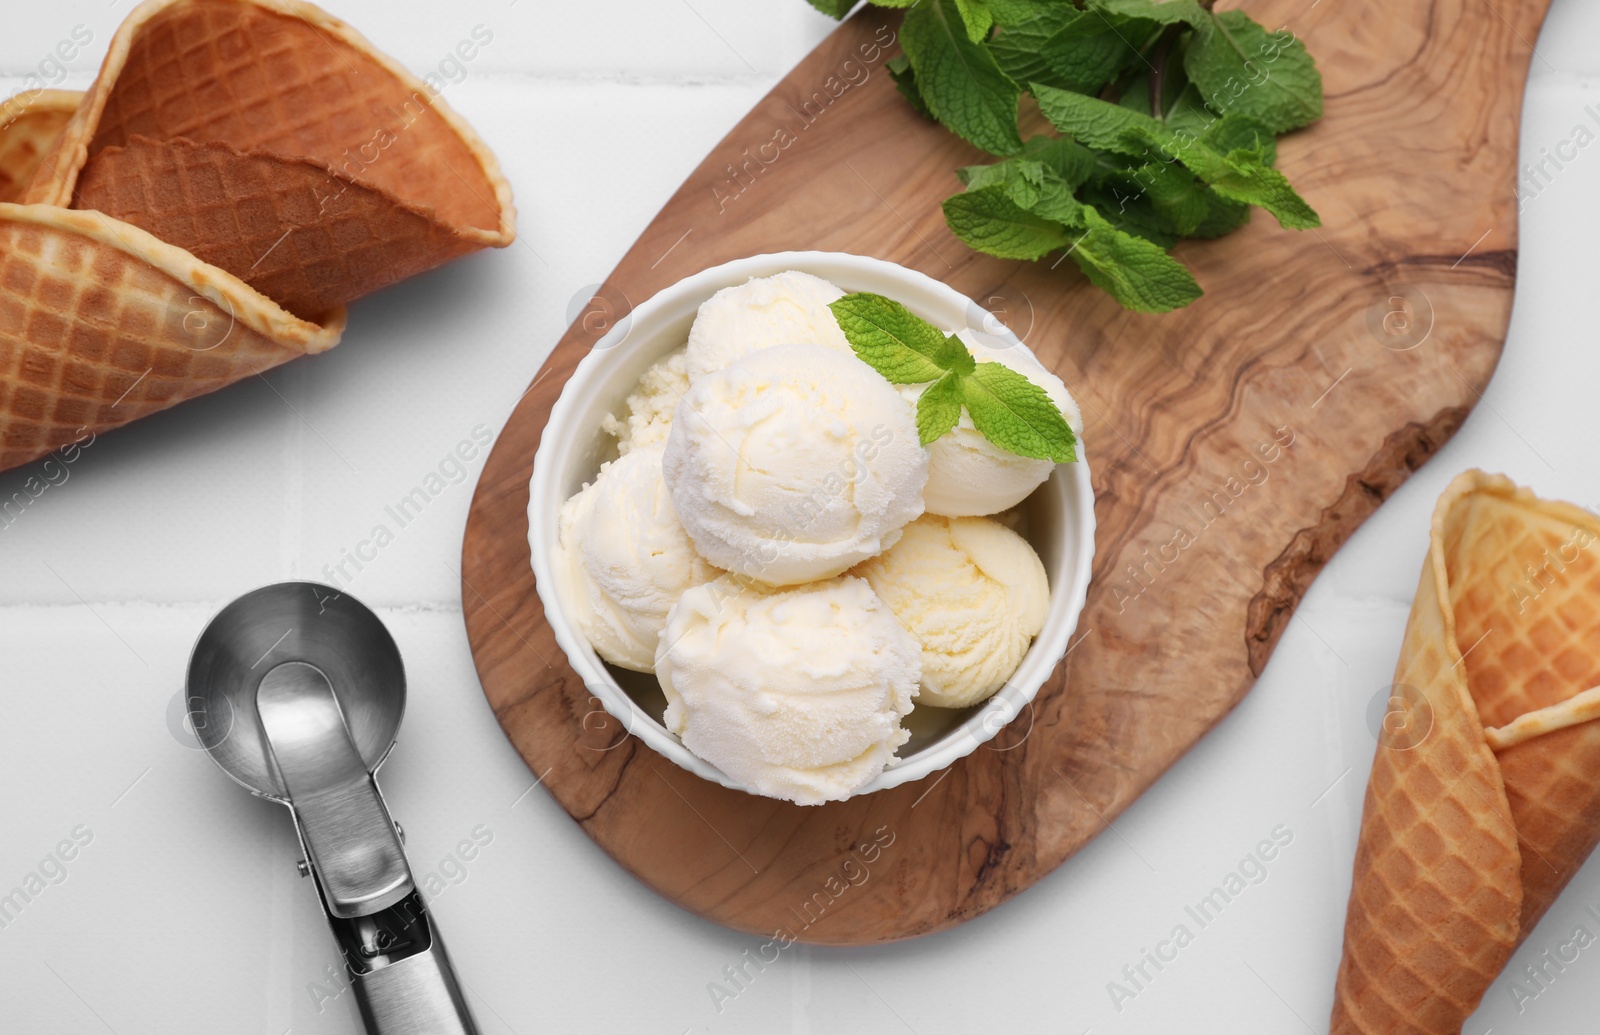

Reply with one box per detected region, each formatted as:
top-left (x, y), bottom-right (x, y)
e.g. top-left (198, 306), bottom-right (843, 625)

top-left (685, 271), bottom-right (856, 381)
top-left (902, 330), bottom-right (1084, 517)
top-left (663, 343), bottom-right (927, 587)
top-left (657, 574), bottom-right (920, 804)
top-left (853, 513), bottom-right (1048, 708)
top-left (600, 349), bottom-right (690, 455)
top-left (552, 446), bottom-right (722, 671)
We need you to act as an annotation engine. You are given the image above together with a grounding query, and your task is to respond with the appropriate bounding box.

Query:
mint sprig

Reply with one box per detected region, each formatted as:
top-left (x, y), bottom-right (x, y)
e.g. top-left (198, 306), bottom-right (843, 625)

top-left (830, 292), bottom-right (1077, 462)
top-left (802, 0), bottom-right (1324, 313)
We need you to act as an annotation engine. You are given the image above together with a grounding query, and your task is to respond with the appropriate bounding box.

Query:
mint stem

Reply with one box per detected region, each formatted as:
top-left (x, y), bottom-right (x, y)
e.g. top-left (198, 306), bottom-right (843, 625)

top-left (1147, 24), bottom-right (1182, 121)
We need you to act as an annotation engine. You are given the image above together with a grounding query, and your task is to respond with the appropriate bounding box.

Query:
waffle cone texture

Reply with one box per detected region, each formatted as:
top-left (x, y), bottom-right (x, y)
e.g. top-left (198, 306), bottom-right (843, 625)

top-left (0, 0), bottom-right (515, 472)
top-left (1332, 470), bottom-right (1600, 1033)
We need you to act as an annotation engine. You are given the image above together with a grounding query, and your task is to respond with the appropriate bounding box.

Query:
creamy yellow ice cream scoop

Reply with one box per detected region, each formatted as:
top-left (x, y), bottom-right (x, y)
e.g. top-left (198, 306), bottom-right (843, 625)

top-left (854, 513), bottom-right (1049, 708)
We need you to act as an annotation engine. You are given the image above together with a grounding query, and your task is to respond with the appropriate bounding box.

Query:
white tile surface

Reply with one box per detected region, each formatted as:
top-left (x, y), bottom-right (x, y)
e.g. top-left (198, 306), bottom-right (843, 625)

top-left (2, 2), bottom-right (1599, 1032)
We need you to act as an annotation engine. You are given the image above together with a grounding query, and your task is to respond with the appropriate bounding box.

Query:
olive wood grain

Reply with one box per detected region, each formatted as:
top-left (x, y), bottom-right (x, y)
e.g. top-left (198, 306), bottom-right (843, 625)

top-left (461, 0), bottom-right (1550, 943)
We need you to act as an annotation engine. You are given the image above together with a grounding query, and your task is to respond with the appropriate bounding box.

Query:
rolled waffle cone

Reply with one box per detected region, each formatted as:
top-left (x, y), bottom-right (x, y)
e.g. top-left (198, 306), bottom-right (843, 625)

top-left (0, 90), bottom-right (79, 204)
top-left (1332, 470), bottom-right (1600, 1033)
top-left (0, 0), bottom-right (515, 473)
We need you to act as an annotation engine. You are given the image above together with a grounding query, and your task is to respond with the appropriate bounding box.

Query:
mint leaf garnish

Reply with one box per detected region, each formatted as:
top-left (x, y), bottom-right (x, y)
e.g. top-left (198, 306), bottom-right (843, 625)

top-left (962, 362), bottom-right (1078, 462)
top-left (1191, 192), bottom-right (1252, 239)
top-left (901, 0), bottom-right (1023, 156)
top-left (983, 0), bottom-right (1055, 26)
top-left (1031, 82), bottom-right (1156, 154)
top-left (830, 291), bottom-right (1077, 461)
top-left (1123, 159), bottom-right (1212, 236)
top-left (1132, 129), bottom-right (1319, 229)
top-left (916, 370), bottom-right (965, 445)
top-left (1033, 86), bottom-right (1320, 231)
top-left (886, 55), bottom-right (933, 120)
top-left (991, 8), bottom-right (1146, 96)
top-left (1087, 0), bottom-right (1209, 26)
top-left (954, 0), bottom-right (995, 41)
top-left (956, 137), bottom-right (1098, 206)
top-left (1184, 12), bottom-right (1322, 135)
top-left (943, 185), bottom-right (1073, 260)
top-left (829, 293), bottom-right (966, 383)
top-left (1020, 135), bottom-right (1099, 188)
top-left (1197, 112), bottom-right (1278, 166)
top-left (1067, 205), bottom-right (1202, 312)
top-left (957, 156), bottom-right (1048, 207)
top-left (797, 0), bottom-right (1324, 314)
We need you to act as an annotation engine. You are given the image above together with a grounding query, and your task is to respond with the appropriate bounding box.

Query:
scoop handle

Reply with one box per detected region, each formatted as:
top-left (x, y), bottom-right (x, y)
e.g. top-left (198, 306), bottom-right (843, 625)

top-left (351, 925), bottom-right (480, 1035)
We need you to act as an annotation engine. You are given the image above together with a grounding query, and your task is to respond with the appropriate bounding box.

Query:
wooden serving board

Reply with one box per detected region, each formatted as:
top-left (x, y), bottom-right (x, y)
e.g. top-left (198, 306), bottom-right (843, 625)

top-left (462, 0), bottom-right (1550, 943)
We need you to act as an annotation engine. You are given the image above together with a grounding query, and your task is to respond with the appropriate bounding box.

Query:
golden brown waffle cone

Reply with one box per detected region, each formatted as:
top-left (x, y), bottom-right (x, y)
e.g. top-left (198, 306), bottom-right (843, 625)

top-left (1332, 470), bottom-right (1600, 1033)
top-left (77, 136), bottom-right (481, 319)
top-left (0, 0), bottom-right (514, 472)
top-left (0, 91), bottom-right (79, 203)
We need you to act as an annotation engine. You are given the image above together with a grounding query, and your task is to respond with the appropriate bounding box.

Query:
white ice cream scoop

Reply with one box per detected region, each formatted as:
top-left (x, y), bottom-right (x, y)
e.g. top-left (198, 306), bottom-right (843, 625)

top-left (656, 574), bottom-right (921, 805)
top-left (552, 445), bottom-right (722, 671)
top-left (684, 270), bottom-right (855, 381)
top-left (663, 343), bottom-right (928, 586)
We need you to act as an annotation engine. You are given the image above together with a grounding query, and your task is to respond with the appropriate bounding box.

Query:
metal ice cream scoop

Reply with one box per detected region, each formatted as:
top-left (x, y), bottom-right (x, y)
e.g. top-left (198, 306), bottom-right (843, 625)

top-left (188, 582), bottom-right (480, 1035)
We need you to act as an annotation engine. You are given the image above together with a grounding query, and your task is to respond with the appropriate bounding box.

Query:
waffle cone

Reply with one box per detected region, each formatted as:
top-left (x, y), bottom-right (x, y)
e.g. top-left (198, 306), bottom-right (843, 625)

top-left (0, 91), bottom-right (78, 204)
top-left (0, 0), bottom-right (515, 472)
top-left (1332, 470), bottom-right (1600, 1033)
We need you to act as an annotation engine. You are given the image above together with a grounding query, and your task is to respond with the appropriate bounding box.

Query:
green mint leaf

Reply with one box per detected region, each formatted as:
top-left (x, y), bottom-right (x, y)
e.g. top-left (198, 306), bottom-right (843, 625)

top-left (943, 185), bottom-right (1073, 260)
top-left (1066, 205), bottom-right (1202, 312)
top-left (1021, 135), bottom-right (1099, 187)
top-left (1202, 146), bottom-right (1318, 228)
top-left (1032, 87), bottom-right (1318, 231)
top-left (1127, 126), bottom-right (1319, 229)
top-left (1111, 69), bottom-right (1157, 118)
top-left (886, 55), bottom-right (934, 120)
top-left (1190, 191), bottom-right (1252, 238)
top-left (1198, 111), bottom-right (1278, 165)
top-left (1190, 146), bottom-right (1316, 228)
top-left (944, 333), bottom-right (979, 375)
top-left (829, 292), bottom-right (965, 383)
top-left (1164, 90), bottom-right (1282, 167)
top-left (962, 362), bottom-right (1078, 461)
top-left (1029, 174), bottom-right (1091, 225)
top-left (955, 0), bottom-right (995, 41)
top-left (902, 0), bottom-right (1024, 155)
top-left (983, 0), bottom-right (1056, 25)
top-left (1078, 181), bottom-right (1183, 247)
top-left (916, 370), bottom-right (966, 445)
top-left (991, 8), bottom-right (1151, 95)
top-left (1162, 82), bottom-right (1215, 135)
top-left (956, 156), bottom-right (1047, 207)
top-left (803, 0), bottom-right (857, 16)
top-left (1114, 159), bottom-right (1212, 236)
top-left (1184, 12), bottom-right (1322, 135)
top-left (1086, 0), bottom-right (1207, 26)
top-left (1031, 82), bottom-right (1158, 155)
top-left (986, 8), bottom-right (1075, 90)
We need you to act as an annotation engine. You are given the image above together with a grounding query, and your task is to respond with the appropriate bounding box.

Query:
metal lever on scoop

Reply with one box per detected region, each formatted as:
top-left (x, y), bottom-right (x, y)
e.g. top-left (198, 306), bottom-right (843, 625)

top-left (258, 662), bottom-right (412, 916)
top-left (257, 662), bottom-right (480, 1035)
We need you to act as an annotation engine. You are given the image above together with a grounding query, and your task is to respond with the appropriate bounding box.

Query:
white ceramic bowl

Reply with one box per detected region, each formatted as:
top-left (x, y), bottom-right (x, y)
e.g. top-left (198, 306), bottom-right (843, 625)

top-left (528, 252), bottom-right (1095, 799)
